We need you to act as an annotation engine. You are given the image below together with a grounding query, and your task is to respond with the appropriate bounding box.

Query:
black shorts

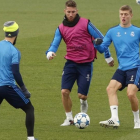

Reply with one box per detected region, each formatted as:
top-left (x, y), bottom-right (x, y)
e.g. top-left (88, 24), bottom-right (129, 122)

top-left (0, 85), bottom-right (30, 108)
top-left (112, 68), bottom-right (140, 91)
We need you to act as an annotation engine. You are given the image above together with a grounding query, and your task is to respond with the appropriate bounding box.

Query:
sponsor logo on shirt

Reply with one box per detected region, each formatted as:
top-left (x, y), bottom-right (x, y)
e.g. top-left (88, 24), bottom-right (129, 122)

top-left (67, 45), bottom-right (86, 51)
top-left (116, 32), bottom-right (121, 37)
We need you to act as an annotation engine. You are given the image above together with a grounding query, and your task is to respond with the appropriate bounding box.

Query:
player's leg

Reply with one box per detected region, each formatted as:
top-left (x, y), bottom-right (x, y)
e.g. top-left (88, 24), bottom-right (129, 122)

top-left (0, 95), bottom-right (4, 106)
top-left (99, 80), bottom-right (121, 128)
top-left (61, 60), bottom-right (77, 126)
top-left (77, 62), bottom-right (93, 113)
top-left (126, 68), bottom-right (140, 129)
top-left (61, 89), bottom-right (72, 113)
top-left (21, 102), bottom-right (36, 140)
top-left (4, 85), bottom-right (37, 140)
top-left (0, 86), bottom-right (5, 106)
top-left (78, 94), bottom-right (88, 113)
top-left (61, 89), bottom-right (74, 125)
top-left (99, 69), bottom-right (125, 128)
top-left (127, 84), bottom-right (140, 129)
top-left (0, 98), bottom-right (3, 107)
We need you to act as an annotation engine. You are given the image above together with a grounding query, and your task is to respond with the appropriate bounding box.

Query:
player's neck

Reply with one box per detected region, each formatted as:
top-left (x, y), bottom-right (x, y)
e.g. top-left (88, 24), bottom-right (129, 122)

top-left (120, 23), bottom-right (132, 28)
top-left (4, 37), bottom-right (15, 44)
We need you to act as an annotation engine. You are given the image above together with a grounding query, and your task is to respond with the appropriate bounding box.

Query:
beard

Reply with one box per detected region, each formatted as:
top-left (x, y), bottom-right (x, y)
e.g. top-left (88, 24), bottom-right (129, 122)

top-left (13, 36), bottom-right (17, 45)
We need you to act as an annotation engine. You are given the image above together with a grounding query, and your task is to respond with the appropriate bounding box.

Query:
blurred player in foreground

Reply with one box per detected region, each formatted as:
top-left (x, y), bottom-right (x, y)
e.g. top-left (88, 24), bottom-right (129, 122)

top-left (46, 0), bottom-right (113, 126)
top-left (0, 21), bottom-right (37, 140)
top-left (94, 5), bottom-right (140, 129)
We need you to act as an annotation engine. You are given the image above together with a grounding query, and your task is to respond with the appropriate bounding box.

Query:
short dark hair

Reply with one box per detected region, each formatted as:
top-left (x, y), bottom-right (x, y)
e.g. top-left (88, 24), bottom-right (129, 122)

top-left (65, 0), bottom-right (77, 8)
top-left (120, 5), bottom-right (132, 14)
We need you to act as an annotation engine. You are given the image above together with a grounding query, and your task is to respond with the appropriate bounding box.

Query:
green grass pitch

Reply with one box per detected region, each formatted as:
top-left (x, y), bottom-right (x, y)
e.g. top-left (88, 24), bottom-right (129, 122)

top-left (0, 0), bottom-right (140, 140)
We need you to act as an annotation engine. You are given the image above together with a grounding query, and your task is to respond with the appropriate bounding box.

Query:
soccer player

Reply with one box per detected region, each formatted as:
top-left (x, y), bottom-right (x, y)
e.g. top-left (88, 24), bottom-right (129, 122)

top-left (46, 0), bottom-right (113, 126)
top-left (0, 21), bottom-right (37, 140)
top-left (94, 5), bottom-right (140, 129)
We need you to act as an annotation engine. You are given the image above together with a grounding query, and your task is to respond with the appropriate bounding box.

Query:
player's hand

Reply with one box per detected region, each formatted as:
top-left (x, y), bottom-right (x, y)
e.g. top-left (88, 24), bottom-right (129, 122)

top-left (108, 60), bottom-right (114, 67)
top-left (93, 38), bottom-right (103, 45)
top-left (20, 85), bottom-right (31, 98)
top-left (105, 57), bottom-right (114, 67)
top-left (46, 52), bottom-right (56, 60)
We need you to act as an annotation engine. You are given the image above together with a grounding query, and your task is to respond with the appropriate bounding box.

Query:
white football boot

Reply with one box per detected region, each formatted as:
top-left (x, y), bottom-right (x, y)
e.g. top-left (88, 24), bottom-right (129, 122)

top-left (60, 119), bottom-right (74, 126)
top-left (134, 119), bottom-right (140, 129)
top-left (99, 118), bottom-right (120, 129)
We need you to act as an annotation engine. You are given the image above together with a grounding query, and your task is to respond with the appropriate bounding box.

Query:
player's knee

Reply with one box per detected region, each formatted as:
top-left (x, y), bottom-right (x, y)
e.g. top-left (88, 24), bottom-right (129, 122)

top-left (106, 86), bottom-right (115, 95)
top-left (106, 86), bottom-right (110, 92)
top-left (61, 89), bottom-right (70, 97)
top-left (29, 103), bottom-right (34, 113)
top-left (78, 94), bottom-right (87, 100)
top-left (21, 102), bottom-right (34, 113)
top-left (127, 91), bottom-right (135, 100)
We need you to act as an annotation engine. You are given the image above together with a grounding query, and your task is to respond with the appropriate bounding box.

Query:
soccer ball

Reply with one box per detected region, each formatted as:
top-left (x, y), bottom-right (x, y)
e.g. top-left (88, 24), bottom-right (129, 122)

top-left (136, 0), bottom-right (140, 5)
top-left (74, 113), bottom-right (90, 129)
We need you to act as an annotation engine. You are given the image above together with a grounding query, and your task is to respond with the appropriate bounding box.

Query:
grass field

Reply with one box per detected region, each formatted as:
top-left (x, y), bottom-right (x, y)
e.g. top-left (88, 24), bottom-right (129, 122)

top-left (0, 0), bottom-right (140, 140)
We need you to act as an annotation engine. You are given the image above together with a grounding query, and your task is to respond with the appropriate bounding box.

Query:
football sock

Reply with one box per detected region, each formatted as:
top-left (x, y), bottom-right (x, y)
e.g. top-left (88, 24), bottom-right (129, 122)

top-left (132, 110), bottom-right (139, 122)
top-left (66, 111), bottom-right (73, 120)
top-left (110, 105), bottom-right (119, 121)
top-left (27, 137), bottom-right (35, 140)
top-left (80, 99), bottom-right (87, 105)
top-left (80, 99), bottom-right (88, 113)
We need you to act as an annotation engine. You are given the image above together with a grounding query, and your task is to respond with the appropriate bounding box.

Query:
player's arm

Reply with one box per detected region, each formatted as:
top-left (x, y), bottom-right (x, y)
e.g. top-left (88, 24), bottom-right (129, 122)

top-left (88, 22), bottom-right (114, 66)
top-left (46, 27), bottom-right (62, 60)
top-left (93, 30), bottom-right (111, 53)
top-left (12, 64), bottom-right (31, 98)
top-left (88, 21), bottom-right (104, 39)
top-left (94, 29), bottom-right (114, 66)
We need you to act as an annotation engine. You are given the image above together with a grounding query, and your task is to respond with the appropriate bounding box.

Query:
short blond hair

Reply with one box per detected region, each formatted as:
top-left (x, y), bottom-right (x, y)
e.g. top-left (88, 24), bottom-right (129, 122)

top-left (120, 5), bottom-right (132, 14)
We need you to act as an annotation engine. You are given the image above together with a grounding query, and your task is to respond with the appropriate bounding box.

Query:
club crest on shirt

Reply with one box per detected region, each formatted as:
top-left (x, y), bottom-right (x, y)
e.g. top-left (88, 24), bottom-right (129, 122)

top-left (130, 31), bottom-right (135, 37)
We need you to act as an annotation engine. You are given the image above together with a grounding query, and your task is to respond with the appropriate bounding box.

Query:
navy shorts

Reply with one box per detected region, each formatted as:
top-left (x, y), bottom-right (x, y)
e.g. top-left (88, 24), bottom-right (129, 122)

top-left (112, 68), bottom-right (140, 91)
top-left (61, 60), bottom-right (93, 96)
top-left (0, 85), bottom-right (30, 108)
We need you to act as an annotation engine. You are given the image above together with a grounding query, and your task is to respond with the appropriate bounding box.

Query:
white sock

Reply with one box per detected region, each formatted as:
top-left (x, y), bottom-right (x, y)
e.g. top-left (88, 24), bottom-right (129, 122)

top-left (110, 105), bottom-right (119, 121)
top-left (66, 111), bottom-right (73, 120)
top-left (132, 110), bottom-right (139, 122)
top-left (27, 137), bottom-right (35, 140)
top-left (80, 99), bottom-right (88, 113)
top-left (80, 99), bottom-right (87, 104)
